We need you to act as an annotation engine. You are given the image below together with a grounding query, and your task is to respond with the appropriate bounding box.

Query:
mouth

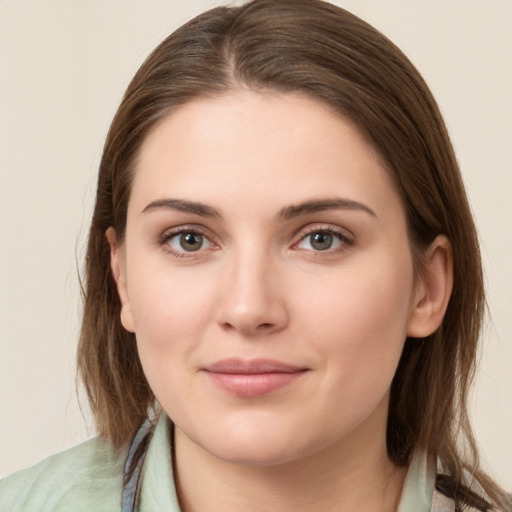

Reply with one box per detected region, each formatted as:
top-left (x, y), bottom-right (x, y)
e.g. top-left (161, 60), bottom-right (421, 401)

top-left (201, 358), bottom-right (309, 398)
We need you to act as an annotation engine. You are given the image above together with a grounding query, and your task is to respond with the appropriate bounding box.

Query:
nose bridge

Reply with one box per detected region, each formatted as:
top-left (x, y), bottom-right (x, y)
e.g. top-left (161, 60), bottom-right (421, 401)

top-left (217, 239), bottom-right (287, 335)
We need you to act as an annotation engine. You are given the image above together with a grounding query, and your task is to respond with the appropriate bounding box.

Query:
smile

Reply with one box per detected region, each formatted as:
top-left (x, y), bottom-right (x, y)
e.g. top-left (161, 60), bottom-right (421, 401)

top-left (202, 358), bottom-right (309, 398)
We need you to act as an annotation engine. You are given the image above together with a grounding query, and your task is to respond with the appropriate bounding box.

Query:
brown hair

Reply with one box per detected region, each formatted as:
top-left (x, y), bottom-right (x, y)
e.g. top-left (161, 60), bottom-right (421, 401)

top-left (77, 0), bottom-right (511, 508)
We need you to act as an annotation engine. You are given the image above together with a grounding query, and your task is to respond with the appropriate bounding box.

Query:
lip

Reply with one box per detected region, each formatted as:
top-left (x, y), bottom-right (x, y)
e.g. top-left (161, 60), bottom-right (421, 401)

top-left (201, 358), bottom-right (308, 398)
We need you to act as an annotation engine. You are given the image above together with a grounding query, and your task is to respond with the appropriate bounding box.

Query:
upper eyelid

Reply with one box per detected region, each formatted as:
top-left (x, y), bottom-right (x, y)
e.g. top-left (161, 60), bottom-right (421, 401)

top-left (291, 224), bottom-right (355, 253)
top-left (159, 226), bottom-right (218, 258)
top-left (293, 223), bottom-right (354, 240)
top-left (160, 224), bottom-right (215, 239)
top-left (158, 224), bottom-right (219, 250)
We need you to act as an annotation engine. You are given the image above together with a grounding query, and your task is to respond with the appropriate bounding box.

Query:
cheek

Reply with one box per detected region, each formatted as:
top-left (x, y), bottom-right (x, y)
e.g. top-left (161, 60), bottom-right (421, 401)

top-left (126, 261), bottom-right (219, 356)
top-left (303, 251), bottom-right (414, 384)
top-left (127, 267), bottom-right (221, 408)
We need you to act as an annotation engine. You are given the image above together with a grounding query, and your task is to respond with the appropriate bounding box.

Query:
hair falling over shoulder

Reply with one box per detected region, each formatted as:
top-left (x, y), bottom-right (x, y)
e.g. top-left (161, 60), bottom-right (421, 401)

top-left (77, 1), bottom-right (511, 509)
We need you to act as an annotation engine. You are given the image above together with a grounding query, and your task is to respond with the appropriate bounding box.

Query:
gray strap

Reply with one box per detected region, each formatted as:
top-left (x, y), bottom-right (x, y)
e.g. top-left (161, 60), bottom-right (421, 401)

top-left (121, 420), bottom-right (154, 512)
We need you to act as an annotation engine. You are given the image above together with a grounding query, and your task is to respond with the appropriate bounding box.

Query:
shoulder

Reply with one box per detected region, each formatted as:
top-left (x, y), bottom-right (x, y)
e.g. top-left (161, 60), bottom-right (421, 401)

top-left (0, 436), bottom-right (127, 512)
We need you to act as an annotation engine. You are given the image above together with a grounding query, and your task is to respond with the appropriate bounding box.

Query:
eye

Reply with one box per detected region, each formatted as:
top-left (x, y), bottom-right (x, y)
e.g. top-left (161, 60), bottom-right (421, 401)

top-left (295, 228), bottom-right (351, 252)
top-left (164, 229), bottom-right (215, 255)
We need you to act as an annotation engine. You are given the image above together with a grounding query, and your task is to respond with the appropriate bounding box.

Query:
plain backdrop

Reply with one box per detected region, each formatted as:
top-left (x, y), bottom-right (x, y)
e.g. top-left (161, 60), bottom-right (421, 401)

top-left (0, 0), bottom-right (511, 489)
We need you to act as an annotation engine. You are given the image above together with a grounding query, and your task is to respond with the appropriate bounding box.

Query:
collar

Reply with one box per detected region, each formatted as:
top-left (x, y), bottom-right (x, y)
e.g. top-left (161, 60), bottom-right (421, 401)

top-left (397, 450), bottom-right (436, 512)
top-left (136, 414), bottom-right (180, 511)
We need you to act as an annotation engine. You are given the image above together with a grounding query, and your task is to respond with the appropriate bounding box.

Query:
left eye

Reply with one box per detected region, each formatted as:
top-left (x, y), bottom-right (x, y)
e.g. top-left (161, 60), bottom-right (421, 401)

top-left (167, 231), bottom-right (213, 253)
top-left (296, 230), bottom-right (347, 251)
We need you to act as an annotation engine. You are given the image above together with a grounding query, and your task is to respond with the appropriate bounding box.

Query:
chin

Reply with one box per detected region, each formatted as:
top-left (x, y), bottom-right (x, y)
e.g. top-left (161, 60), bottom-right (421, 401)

top-left (185, 413), bottom-right (335, 469)
top-left (206, 436), bottom-right (305, 468)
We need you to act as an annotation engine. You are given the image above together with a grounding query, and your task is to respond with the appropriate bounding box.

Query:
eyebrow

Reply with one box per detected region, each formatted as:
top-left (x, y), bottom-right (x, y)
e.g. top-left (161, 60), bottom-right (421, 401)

top-left (141, 198), bottom-right (222, 218)
top-left (141, 197), bottom-right (376, 220)
top-left (277, 198), bottom-right (377, 220)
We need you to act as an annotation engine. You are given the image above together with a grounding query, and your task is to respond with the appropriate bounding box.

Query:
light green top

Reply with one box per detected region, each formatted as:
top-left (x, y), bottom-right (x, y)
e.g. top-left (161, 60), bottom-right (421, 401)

top-left (0, 414), bottom-right (435, 512)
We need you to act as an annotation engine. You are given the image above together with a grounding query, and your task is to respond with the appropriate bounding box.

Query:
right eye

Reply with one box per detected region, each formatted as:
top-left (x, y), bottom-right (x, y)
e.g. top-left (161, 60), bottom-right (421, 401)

top-left (163, 230), bottom-right (215, 256)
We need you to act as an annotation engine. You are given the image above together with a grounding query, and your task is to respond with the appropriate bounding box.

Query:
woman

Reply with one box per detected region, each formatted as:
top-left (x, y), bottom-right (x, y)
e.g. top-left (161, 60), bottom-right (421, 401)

top-left (1, 0), bottom-right (510, 510)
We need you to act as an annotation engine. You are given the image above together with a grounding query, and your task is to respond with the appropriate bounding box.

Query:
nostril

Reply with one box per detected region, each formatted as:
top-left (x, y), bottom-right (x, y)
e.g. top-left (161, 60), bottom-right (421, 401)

top-left (216, 296), bottom-right (289, 335)
top-left (257, 323), bottom-right (275, 330)
top-left (220, 320), bottom-right (276, 334)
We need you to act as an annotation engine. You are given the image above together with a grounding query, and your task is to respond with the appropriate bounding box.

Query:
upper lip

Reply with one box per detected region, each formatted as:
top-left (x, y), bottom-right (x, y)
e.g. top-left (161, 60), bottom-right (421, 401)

top-left (203, 358), bottom-right (307, 374)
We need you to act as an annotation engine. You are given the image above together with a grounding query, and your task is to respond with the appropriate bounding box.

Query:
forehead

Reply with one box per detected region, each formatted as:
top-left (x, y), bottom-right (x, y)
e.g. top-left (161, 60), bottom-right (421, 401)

top-left (130, 91), bottom-right (403, 224)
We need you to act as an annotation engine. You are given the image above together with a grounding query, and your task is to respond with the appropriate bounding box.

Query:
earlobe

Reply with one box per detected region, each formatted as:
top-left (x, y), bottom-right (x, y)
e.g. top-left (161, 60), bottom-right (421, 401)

top-left (407, 235), bottom-right (453, 338)
top-left (106, 227), bottom-right (136, 333)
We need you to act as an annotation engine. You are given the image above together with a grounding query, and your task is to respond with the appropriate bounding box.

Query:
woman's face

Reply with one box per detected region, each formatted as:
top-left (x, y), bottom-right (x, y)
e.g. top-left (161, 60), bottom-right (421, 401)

top-left (113, 91), bottom-right (422, 466)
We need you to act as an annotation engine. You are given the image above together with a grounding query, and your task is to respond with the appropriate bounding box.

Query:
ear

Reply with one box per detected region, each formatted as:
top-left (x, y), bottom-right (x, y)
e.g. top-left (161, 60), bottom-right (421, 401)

top-left (106, 227), bottom-right (135, 333)
top-left (407, 235), bottom-right (453, 338)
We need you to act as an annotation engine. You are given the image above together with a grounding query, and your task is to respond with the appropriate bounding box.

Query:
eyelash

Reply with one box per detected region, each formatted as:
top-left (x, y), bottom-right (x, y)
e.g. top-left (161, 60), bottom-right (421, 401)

top-left (292, 225), bottom-right (353, 254)
top-left (158, 224), bottom-right (353, 258)
top-left (159, 225), bottom-right (217, 258)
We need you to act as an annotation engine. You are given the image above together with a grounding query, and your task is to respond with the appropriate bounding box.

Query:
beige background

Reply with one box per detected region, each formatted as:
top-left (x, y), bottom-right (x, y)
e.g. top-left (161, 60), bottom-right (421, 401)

top-left (0, 0), bottom-right (510, 488)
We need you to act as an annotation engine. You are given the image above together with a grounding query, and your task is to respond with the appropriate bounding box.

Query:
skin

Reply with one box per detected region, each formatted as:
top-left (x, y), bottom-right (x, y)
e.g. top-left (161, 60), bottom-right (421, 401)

top-left (108, 91), bottom-right (452, 511)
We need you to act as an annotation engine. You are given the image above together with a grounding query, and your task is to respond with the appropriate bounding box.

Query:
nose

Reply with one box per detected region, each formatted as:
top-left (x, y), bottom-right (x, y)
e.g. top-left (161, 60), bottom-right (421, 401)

top-left (216, 249), bottom-right (289, 337)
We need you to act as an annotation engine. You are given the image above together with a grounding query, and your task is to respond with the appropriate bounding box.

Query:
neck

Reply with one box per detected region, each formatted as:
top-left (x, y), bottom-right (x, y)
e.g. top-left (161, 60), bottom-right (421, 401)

top-left (173, 413), bottom-right (407, 512)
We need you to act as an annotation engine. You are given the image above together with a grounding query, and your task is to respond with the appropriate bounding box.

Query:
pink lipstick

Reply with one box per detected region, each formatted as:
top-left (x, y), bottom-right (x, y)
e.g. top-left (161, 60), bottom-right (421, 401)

top-left (202, 358), bottom-right (308, 398)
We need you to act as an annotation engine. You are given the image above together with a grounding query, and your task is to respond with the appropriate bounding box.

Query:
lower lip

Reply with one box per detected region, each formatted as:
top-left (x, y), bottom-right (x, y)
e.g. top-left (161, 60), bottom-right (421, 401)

top-left (204, 371), bottom-right (307, 398)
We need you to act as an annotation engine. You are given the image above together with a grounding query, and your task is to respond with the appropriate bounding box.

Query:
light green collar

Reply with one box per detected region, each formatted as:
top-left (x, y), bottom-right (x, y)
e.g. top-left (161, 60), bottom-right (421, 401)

top-left (397, 451), bottom-right (435, 512)
top-left (137, 414), bottom-right (180, 511)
